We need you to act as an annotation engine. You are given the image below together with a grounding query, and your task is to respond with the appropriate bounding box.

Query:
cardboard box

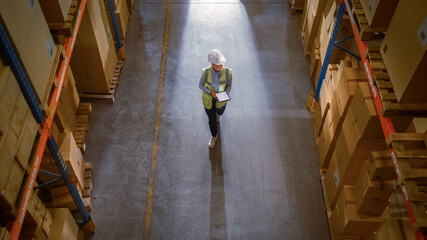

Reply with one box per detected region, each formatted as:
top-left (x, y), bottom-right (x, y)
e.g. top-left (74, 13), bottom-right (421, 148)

top-left (380, 1), bottom-right (427, 103)
top-left (0, 0), bottom-right (57, 104)
top-left (389, 189), bottom-right (409, 218)
top-left (360, 0), bottom-right (399, 29)
top-left (356, 197), bottom-right (389, 216)
top-left (356, 168), bottom-right (395, 201)
top-left (325, 153), bottom-right (357, 209)
top-left (335, 67), bottom-right (367, 117)
top-left (366, 151), bottom-right (396, 181)
top-left (302, 0), bottom-right (328, 55)
top-left (15, 112), bottom-right (38, 169)
top-left (337, 111), bottom-right (387, 178)
top-left (349, 83), bottom-right (384, 139)
top-left (318, 112), bottom-right (339, 169)
top-left (71, 0), bottom-right (118, 93)
top-left (375, 218), bottom-right (416, 240)
top-left (337, 186), bottom-right (389, 237)
top-left (39, 0), bottom-right (73, 23)
top-left (48, 208), bottom-right (78, 240)
top-left (0, 160), bottom-right (25, 211)
top-left (55, 68), bottom-right (80, 132)
top-left (40, 133), bottom-right (85, 190)
top-left (60, 133), bottom-right (85, 189)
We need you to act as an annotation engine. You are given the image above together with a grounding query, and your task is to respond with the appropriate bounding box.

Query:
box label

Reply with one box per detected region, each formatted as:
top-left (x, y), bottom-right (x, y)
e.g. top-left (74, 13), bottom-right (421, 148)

top-left (418, 16), bottom-right (427, 48)
top-left (402, 184), bottom-right (408, 201)
top-left (367, 0), bottom-right (376, 17)
top-left (391, 151), bottom-right (401, 179)
top-left (27, 0), bottom-right (36, 10)
top-left (46, 38), bottom-right (54, 60)
top-left (106, 26), bottom-right (111, 40)
top-left (334, 168), bottom-right (340, 187)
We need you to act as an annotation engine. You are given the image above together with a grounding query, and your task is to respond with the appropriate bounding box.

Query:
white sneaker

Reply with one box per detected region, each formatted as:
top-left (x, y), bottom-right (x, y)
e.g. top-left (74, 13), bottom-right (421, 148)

top-left (208, 136), bottom-right (217, 149)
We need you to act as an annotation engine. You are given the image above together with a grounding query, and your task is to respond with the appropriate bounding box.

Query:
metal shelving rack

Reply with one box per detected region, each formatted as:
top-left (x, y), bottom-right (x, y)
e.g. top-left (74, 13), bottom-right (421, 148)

top-left (315, 0), bottom-right (426, 239)
top-left (0, 0), bottom-right (123, 238)
top-left (0, 1), bottom-right (91, 238)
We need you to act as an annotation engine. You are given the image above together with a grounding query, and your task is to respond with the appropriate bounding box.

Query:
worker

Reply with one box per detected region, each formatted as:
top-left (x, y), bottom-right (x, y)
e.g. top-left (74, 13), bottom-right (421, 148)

top-left (199, 49), bottom-right (232, 149)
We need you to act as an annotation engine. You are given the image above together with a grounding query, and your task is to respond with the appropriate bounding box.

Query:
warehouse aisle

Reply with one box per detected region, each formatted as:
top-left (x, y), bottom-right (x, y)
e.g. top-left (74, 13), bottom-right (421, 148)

top-left (85, 0), bottom-right (331, 239)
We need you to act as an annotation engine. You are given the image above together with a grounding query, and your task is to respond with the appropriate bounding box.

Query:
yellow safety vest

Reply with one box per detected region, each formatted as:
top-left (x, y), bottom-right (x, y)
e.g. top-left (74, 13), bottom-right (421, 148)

top-left (201, 66), bottom-right (232, 109)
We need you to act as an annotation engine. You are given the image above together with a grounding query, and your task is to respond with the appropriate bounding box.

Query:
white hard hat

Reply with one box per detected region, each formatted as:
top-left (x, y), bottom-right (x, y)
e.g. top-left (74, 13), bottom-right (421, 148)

top-left (208, 49), bottom-right (226, 65)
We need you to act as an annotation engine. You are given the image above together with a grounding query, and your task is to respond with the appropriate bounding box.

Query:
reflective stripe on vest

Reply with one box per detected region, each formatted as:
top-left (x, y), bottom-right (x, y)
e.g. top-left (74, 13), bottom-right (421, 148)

top-left (201, 66), bottom-right (231, 109)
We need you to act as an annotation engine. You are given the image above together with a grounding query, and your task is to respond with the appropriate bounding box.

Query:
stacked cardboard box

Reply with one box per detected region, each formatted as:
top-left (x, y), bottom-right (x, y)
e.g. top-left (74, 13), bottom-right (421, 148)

top-left (354, 167), bottom-right (394, 216)
top-left (40, 132), bottom-right (86, 196)
top-left (0, 0), bottom-right (58, 106)
top-left (39, 0), bottom-right (73, 23)
top-left (380, 0), bottom-right (427, 103)
top-left (324, 83), bottom-right (388, 208)
top-left (329, 186), bottom-right (390, 239)
top-left (21, 191), bottom-right (53, 240)
top-left (301, 0), bottom-right (328, 56)
top-left (0, 67), bottom-right (38, 212)
top-left (315, 58), bottom-right (367, 170)
top-left (71, 0), bottom-right (118, 93)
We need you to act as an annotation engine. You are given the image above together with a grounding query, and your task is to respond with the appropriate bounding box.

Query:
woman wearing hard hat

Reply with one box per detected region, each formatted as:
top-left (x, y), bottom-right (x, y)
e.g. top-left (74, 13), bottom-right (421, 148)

top-left (199, 49), bottom-right (232, 149)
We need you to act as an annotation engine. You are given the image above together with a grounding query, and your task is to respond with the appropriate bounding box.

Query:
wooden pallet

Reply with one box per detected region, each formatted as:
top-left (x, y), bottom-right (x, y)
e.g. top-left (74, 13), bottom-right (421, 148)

top-left (73, 102), bottom-right (92, 153)
top-left (387, 133), bottom-right (427, 232)
top-left (349, 0), bottom-right (386, 41)
top-left (320, 171), bottom-right (333, 218)
top-left (365, 42), bottom-right (427, 117)
top-left (48, 0), bottom-right (80, 37)
top-left (82, 162), bottom-right (93, 212)
top-left (78, 60), bottom-right (124, 103)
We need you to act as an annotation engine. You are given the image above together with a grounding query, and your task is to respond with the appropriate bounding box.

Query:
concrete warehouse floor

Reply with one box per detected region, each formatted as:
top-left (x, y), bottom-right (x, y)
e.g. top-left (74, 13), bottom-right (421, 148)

top-left (84, 0), bottom-right (331, 239)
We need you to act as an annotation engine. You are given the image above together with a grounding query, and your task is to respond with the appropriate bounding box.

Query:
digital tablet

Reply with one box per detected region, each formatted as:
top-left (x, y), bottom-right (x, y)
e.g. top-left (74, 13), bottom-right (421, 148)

top-left (217, 91), bottom-right (231, 102)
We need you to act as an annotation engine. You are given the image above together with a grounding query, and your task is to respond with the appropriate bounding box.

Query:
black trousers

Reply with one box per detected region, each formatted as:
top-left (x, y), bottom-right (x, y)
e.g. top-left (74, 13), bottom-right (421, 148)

top-left (204, 98), bottom-right (226, 137)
